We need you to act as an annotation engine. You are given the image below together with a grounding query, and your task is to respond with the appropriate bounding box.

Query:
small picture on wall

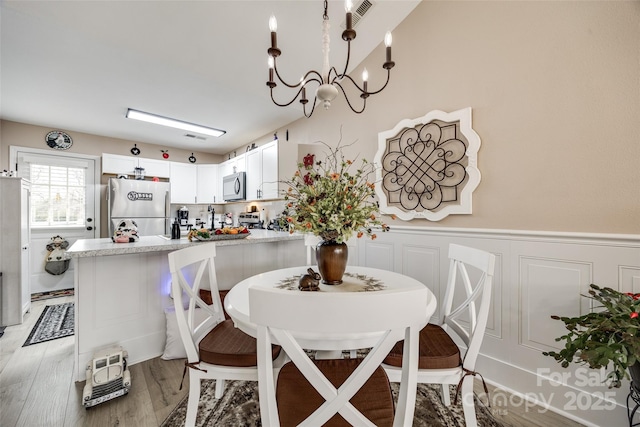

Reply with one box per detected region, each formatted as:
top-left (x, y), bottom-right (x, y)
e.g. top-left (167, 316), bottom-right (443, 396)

top-left (45, 130), bottom-right (73, 150)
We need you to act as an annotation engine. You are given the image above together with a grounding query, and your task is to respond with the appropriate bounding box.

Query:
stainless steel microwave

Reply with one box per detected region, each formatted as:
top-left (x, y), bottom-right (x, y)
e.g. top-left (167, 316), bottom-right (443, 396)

top-left (223, 172), bottom-right (246, 201)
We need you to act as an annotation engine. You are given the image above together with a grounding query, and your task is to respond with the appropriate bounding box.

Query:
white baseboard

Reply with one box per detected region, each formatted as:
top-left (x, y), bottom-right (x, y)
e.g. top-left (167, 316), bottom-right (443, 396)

top-left (476, 353), bottom-right (629, 427)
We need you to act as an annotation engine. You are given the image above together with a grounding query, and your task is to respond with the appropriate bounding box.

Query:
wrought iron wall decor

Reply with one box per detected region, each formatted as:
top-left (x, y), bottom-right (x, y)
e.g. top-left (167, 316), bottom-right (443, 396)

top-left (374, 108), bottom-right (481, 221)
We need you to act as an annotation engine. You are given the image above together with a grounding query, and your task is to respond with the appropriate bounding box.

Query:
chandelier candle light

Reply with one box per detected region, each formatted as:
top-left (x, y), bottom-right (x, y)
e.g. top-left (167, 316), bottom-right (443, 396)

top-left (267, 0), bottom-right (395, 117)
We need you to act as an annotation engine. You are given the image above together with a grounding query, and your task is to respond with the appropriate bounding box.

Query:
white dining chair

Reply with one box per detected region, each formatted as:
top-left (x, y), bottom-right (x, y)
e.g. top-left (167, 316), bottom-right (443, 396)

top-left (382, 243), bottom-right (496, 427)
top-left (250, 284), bottom-right (429, 427)
top-left (304, 233), bottom-right (321, 265)
top-left (168, 243), bottom-right (286, 427)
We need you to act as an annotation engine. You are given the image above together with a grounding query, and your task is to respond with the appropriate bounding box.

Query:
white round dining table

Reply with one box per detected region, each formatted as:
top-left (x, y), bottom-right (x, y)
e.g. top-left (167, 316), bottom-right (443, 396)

top-left (224, 265), bottom-right (437, 352)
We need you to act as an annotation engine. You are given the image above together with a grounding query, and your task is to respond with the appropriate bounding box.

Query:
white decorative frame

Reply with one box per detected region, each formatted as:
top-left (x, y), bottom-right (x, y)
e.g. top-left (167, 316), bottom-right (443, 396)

top-left (374, 107), bottom-right (481, 221)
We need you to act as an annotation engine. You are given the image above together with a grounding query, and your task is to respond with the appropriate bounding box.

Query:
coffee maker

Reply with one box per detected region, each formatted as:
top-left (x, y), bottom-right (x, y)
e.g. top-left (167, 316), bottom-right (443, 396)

top-left (238, 213), bottom-right (262, 229)
top-left (178, 206), bottom-right (189, 225)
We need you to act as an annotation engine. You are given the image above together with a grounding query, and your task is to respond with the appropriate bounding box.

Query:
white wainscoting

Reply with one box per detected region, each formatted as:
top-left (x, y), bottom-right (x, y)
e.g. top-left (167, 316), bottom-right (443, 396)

top-left (350, 225), bottom-right (640, 427)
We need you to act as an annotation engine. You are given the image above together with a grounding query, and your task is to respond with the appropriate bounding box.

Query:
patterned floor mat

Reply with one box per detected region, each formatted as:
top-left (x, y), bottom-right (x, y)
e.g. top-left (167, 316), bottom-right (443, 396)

top-left (23, 302), bottom-right (74, 346)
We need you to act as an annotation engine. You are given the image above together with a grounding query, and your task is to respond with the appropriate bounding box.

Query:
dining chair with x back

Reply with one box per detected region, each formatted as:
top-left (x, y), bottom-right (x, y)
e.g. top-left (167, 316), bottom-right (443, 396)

top-left (382, 243), bottom-right (496, 427)
top-left (250, 281), bottom-right (430, 427)
top-left (168, 243), bottom-right (286, 427)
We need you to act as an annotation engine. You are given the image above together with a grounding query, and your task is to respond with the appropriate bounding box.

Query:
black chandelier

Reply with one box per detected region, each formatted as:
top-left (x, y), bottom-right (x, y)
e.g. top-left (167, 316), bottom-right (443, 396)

top-left (266, 0), bottom-right (395, 118)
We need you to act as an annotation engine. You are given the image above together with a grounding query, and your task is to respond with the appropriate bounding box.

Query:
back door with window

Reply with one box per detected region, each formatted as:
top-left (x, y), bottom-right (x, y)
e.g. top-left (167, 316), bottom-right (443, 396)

top-left (15, 150), bottom-right (97, 295)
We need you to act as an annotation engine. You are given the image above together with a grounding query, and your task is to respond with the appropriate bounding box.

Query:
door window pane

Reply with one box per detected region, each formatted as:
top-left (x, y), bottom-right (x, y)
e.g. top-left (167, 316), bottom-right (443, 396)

top-left (29, 164), bottom-right (86, 227)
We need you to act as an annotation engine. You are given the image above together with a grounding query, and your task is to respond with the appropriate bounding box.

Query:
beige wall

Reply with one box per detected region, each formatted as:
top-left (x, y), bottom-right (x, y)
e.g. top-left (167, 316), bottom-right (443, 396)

top-left (2, 1), bottom-right (638, 235)
top-left (0, 120), bottom-right (226, 237)
top-left (0, 120), bottom-right (224, 168)
top-left (248, 0), bottom-right (640, 235)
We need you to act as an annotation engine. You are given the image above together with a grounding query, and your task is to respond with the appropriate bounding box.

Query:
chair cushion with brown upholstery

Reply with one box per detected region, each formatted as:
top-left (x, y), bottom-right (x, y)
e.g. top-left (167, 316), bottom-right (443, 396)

top-left (383, 324), bottom-right (461, 370)
top-left (276, 358), bottom-right (395, 427)
top-left (199, 319), bottom-right (281, 367)
top-left (199, 289), bottom-right (231, 320)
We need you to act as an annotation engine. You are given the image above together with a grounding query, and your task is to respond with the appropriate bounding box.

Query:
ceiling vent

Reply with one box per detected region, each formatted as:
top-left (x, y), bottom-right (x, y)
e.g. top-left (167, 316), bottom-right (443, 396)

top-left (184, 134), bottom-right (206, 141)
top-left (341, 0), bottom-right (374, 29)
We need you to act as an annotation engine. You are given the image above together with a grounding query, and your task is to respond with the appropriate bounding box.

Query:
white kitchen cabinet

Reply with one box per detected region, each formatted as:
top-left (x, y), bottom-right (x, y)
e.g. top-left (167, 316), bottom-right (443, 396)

top-left (245, 148), bottom-right (261, 201)
top-left (138, 158), bottom-right (170, 178)
top-left (218, 159), bottom-right (234, 180)
top-left (102, 153), bottom-right (170, 178)
top-left (102, 153), bottom-right (136, 175)
top-left (219, 154), bottom-right (246, 177)
top-left (261, 141), bottom-right (279, 199)
top-left (196, 164), bottom-right (220, 203)
top-left (245, 140), bottom-right (279, 201)
top-left (235, 153), bottom-right (246, 173)
top-left (170, 162), bottom-right (197, 204)
top-left (0, 177), bottom-right (31, 326)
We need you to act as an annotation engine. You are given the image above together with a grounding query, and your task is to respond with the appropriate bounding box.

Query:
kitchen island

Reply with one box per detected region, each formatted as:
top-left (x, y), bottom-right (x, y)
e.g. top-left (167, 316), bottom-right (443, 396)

top-left (67, 230), bottom-right (305, 381)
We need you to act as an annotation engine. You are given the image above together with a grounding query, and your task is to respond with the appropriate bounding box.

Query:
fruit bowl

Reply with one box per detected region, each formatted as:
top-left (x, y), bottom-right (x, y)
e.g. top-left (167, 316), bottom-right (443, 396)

top-left (193, 232), bottom-right (250, 241)
top-left (188, 227), bottom-right (250, 241)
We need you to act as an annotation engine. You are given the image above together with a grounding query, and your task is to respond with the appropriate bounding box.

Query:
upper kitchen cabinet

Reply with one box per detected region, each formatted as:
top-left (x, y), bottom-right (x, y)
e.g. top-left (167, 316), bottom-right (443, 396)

top-left (102, 153), bottom-right (136, 175)
top-left (218, 157), bottom-right (234, 180)
top-left (235, 153), bottom-right (246, 173)
top-left (246, 140), bottom-right (279, 200)
top-left (218, 153), bottom-right (246, 178)
top-left (196, 164), bottom-right (220, 204)
top-left (102, 153), bottom-right (170, 178)
top-left (139, 158), bottom-right (171, 178)
top-left (170, 162), bottom-right (197, 204)
top-left (171, 163), bottom-right (220, 204)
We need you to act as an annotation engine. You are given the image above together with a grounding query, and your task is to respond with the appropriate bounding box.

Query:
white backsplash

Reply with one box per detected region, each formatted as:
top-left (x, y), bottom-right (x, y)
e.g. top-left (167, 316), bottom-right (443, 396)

top-left (170, 200), bottom-right (286, 228)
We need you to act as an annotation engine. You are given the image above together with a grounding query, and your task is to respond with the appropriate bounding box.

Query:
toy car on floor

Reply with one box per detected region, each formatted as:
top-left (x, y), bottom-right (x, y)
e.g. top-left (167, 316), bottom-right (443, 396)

top-left (82, 345), bottom-right (131, 408)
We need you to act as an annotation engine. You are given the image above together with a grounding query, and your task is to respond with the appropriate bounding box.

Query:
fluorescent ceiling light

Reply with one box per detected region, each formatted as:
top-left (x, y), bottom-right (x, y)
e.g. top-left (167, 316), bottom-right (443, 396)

top-left (126, 109), bottom-right (226, 138)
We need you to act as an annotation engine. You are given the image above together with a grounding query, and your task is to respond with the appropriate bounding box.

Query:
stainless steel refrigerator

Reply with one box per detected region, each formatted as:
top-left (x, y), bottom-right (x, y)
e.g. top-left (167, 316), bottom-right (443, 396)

top-left (107, 178), bottom-right (171, 237)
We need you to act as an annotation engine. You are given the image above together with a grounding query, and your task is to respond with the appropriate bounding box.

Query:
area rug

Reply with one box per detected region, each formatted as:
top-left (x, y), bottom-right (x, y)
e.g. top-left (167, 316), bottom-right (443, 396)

top-left (31, 288), bottom-right (74, 302)
top-left (23, 302), bottom-right (74, 346)
top-left (160, 379), bottom-right (504, 427)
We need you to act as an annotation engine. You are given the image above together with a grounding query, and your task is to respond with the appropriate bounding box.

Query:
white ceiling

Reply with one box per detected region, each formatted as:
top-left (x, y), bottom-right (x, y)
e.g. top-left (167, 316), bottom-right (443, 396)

top-left (1, 0), bottom-right (419, 155)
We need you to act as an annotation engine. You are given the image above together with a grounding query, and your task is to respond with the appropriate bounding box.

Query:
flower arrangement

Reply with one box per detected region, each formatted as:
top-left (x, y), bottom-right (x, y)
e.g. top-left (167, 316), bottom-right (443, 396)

top-left (281, 140), bottom-right (392, 244)
top-left (543, 284), bottom-right (640, 388)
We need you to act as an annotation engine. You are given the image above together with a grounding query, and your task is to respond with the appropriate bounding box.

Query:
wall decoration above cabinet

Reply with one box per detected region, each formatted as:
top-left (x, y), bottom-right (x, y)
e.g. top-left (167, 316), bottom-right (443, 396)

top-left (130, 144), bottom-right (141, 156)
top-left (45, 130), bottom-right (73, 150)
top-left (374, 108), bottom-right (481, 221)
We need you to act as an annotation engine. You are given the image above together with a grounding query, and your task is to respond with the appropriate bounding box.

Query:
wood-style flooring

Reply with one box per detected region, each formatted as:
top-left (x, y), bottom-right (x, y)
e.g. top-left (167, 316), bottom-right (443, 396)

top-left (0, 296), bottom-right (585, 427)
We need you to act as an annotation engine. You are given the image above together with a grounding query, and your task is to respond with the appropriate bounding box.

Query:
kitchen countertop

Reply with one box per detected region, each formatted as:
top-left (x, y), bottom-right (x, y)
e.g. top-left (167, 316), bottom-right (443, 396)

top-left (67, 229), bottom-right (302, 258)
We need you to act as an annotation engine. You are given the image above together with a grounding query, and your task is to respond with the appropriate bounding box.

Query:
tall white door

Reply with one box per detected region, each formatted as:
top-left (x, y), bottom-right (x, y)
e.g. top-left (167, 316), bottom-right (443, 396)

top-left (20, 182), bottom-right (31, 314)
top-left (14, 149), bottom-right (97, 295)
top-left (0, 177), bottom-right (31, 325)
